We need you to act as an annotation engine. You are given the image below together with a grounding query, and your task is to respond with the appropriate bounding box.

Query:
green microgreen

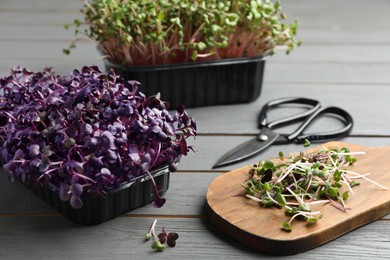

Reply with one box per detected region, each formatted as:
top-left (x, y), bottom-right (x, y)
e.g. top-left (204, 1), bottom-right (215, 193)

top-left (64, 0), bottom-right (300, 66)
top-left (279, 151), bottom-right (284, 160)
top-left (242, 142), bottom-right (388, 232)
top-left (303, 138), bottom-right (311, 148)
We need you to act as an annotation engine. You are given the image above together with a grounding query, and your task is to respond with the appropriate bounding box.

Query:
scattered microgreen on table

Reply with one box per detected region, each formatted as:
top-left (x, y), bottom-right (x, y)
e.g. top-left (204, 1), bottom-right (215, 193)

top-left (241, 139), bottom-right (388, 232)
top-left (145, 219), bottom-right (179, 251)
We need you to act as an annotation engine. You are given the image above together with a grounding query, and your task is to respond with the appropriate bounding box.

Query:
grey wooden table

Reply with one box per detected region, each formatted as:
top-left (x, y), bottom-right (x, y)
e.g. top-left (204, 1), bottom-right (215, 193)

top-left (1, 0), bottom-right (390, 259)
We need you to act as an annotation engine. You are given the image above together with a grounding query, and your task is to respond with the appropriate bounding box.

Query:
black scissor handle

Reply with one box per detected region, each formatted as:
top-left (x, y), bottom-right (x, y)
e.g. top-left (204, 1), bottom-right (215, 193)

top-left (258, 97), bottom-right (321, 129)
top-left (287, 106), bottom-right (353, 143)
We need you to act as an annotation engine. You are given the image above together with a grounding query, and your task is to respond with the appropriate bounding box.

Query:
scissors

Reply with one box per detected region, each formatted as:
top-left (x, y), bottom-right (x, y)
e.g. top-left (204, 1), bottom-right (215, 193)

top-left (213, 97), bottom-right (353, 168)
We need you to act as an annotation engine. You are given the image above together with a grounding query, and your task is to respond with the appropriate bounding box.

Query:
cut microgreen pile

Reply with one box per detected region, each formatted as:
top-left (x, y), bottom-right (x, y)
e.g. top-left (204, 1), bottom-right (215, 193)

top-left (241, 140), bottom-right (388, 232)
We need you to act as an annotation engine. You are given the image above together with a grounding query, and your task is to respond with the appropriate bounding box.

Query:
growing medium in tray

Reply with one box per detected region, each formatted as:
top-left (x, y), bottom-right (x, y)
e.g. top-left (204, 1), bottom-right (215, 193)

top-left (0, 66), bottom-right (197, 209)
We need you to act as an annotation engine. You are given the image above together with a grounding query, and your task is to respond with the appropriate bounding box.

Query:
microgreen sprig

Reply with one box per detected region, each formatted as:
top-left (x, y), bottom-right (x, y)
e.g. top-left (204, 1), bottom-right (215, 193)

top-left (242, 139), bottom-right (388, 232)
top-left (145, 219), bottom-right (179, 251)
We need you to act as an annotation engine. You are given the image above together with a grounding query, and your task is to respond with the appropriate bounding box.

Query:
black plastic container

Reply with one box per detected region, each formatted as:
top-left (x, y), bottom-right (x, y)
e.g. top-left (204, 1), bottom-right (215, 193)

top-left (25, 165), bottom-right (171, 225)
top-left (102, 56), bottom-right (267, 109)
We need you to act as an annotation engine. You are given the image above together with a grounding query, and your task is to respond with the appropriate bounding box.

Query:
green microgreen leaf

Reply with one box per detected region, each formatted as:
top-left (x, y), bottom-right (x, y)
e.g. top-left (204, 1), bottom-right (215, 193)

top-left (262, 160), bottom-right (274, 170)
top-left (281, 222), bottom-right (292, 232)
top-left (350, 180), bottom-right (360, 187)
top-left (145, 233), bottom-right (152, 241)
top-left (151, 240), bottom-right (166, 251)
top-left (326, 186), bottom-right (339, 199)
top-left (333, 170), bottom-right (342, 182)
top-left (342, 191), bottom-right (349, 200)
top-left (306, 217), bottom-right (318, 224)
top-left (276, 192), bottom-right (286, 206)
top-left (262, 182), bottom-right (272, 192)
top-left (298, 204), bottom-right (311, 212)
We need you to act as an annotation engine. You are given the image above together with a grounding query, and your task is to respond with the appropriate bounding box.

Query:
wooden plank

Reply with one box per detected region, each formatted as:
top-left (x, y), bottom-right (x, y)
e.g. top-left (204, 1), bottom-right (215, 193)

top-left (185, 82), bottom-right (390, 136)
top-left (2, 58), bottom-right (390, 85)
top-left (265, 62), bottom-right (390, 84)
top-left (0, 0), bottom-right (80, 12)
top-left (0, 216), bottom-right (389, 259)
top-left (0, 12), bottom-right (81, 26)
top-left (1, 137), bottom-right (390, 215)
top-left (282, 0), bottom-right (390, 28)
top-left (0, 41), bottom-right (97, 60)
top-left (0, 71), bottom-right (388, 137)
top-left (0, 170), bottom-right (219, 216)
top-left (272, 45), bottom-right (390, 63)
top-left (296, 29), bottom-right (390, 45)
top-left (3, 38), bottom-right (390, 63)
top-left (181, 136), bottom-right (390, 171)
top-left (0, 25), bottom-right (80, 40)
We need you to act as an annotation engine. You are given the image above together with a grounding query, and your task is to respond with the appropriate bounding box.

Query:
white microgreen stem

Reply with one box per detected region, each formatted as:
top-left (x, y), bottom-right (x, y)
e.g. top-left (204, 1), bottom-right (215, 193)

top-left (285, 206), bottom-right (321, 225)
top-left (149, 219), bottom-right (158, 239)
top-left (307, 200), bottom-right (330, 205)
top-left (299, 210), bottom-right (321, 216)
top-left (329, 151), bottom-right (366, 156)
top-left (245, 194), bottom-right (262, 203)
top-left (341, 173), bottom-right (355, 197)
top-left (305, 175), bottom-right (313, 193)
top-left (313, 176), bottom-right (327, 186)
top-left (266, 191), bottom-right (281, 206)
top-left (347, 173), bottom-right (371, 178)
top-left (286, 187), bottom-right (305, 205)
top-left (286, 200), bottom-right (329, 206)
top-left (343, 170), bottom-right (389, 190)
top-left (276, 163), bottom-right (296, 183)
top-left (327, 196), bottom-right (350, 212)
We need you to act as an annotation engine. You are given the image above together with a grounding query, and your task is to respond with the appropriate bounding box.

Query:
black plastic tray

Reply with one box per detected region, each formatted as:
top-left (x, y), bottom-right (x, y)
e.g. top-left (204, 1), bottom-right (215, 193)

top-left (25, 165), bottom-right (171, 225)
top-left (102, 56), bottom-right (267, 109)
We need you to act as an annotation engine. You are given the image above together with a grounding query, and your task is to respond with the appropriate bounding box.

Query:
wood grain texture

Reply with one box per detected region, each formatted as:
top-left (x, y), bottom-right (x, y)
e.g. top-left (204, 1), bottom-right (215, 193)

top-left (207, 142), bottom-right (390, 255)
top-left (0, 216), bottom-right (389, 260)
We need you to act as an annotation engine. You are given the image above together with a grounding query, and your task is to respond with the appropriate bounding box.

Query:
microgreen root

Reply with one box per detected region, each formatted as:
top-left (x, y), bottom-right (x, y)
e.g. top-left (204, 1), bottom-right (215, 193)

top-left (342, 170), bottom-right (389, 190)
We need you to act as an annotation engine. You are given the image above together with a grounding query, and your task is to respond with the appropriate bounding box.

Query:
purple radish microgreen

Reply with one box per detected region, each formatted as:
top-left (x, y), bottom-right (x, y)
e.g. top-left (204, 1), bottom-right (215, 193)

top-left (0, 66), bottom-right (197, 209)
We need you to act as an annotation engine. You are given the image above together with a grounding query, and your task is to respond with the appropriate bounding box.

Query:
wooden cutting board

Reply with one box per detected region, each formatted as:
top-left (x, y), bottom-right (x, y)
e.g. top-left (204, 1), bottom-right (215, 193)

top-left (206, 141), bottom-right (390, 255)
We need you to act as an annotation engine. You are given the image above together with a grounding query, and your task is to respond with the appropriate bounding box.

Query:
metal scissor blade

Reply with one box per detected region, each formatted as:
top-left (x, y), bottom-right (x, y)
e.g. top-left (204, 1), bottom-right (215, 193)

top-left (212, 129), bottom-right (279, 169)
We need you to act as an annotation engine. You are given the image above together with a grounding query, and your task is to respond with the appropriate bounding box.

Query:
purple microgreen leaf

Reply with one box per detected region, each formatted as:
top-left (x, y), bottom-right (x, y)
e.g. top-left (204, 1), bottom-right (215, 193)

top-left (70, 183), bottom-right (83, 197)
top-left (158, 232), bottom-right (167, 244)
top-left (152, 197), bottom-right (166, 208)
top-left (28, 144), bottom-right (40, 157)
top-left (70, 195), bottom-right (83, 209)
top-left (59, 183), bottom-right (71, 201)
